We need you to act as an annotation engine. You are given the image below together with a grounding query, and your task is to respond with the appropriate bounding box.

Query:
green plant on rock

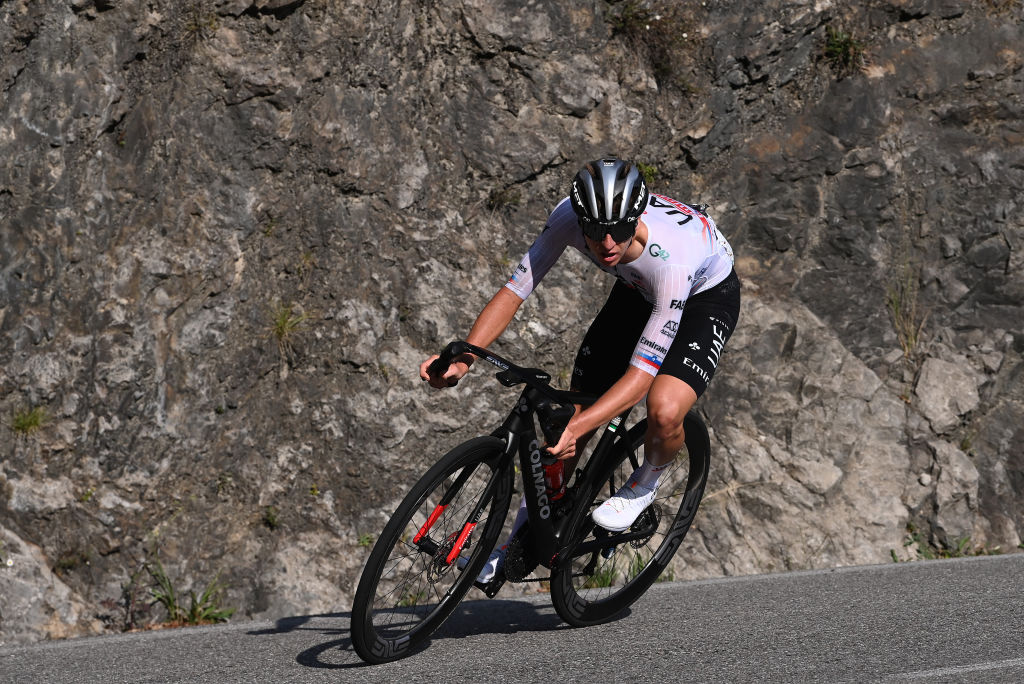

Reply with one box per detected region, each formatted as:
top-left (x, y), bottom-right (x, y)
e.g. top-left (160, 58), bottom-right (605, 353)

top-left (268, 302), bottom-right (309, 360)
top-left (628, 552), bottom-right (648, 580)
top-left (636, 162), bottom-right (659, 186)
top-left (894, 524), bottom-right (1002, 562)
top-left (262, 505), bottom-right (280, 530)
top-left (583, 561), bottom-right (618, 589)
top-left (147, 556), bottom-right (235, 627)
top-left (55, 550), bottom-right (91, 575)
top-left (297, 250), bottom-right (317, 288)
top-left (215, 473), bottom-right (234, 497)
top-left (10, 405), bottom-right (47, 435)
top-left (886, 260), bottom-right (928, 361)
top-left (183, 3), bottom-right (219, 43)
top-left (398, 589), bottom-right (427, 608)
top-left (609, 0), bottom-right (650, 36)
top-left (959, 431), bottom-right (977, 457)
top-left (487, 186), bottom-right (522, 212)
top-left (824, 25), bottom-right (866, 78)
top-left (120, 565), bottom-right (153, 631)
top-left (262, 216), bottom-right (278, 237)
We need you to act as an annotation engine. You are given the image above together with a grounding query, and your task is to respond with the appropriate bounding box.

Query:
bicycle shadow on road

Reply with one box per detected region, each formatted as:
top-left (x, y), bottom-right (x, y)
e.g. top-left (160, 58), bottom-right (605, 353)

top-left (441, 596), bottom-right (582, 638)
top-left (246, 597), bottom-right (631, 669)
top-left (247, 611), bottom-right (361, 670)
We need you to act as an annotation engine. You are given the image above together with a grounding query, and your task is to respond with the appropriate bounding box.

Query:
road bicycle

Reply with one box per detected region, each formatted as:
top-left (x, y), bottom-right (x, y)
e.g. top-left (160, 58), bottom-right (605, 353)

top-left (350, 340), bottom-right (711, 664)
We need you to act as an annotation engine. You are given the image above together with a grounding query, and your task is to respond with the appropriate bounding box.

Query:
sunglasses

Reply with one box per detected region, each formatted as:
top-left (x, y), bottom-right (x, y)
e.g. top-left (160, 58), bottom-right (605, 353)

top-left (579, 218), bottom-right (636, 243)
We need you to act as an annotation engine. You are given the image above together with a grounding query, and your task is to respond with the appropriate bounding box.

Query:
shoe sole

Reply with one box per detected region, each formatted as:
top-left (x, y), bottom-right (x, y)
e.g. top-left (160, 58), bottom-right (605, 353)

top-left (592, 518), bottom-right (631, 533)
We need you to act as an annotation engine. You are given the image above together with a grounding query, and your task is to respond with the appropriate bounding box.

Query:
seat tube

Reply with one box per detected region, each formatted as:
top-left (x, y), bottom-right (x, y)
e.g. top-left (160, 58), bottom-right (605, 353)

top-left (575, 409), bottom-right (634, 494)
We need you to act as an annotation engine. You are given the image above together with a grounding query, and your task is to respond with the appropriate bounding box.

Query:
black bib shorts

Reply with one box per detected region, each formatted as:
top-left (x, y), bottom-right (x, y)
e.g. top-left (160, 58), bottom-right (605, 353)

top-left (571, 269), bottom-right (741, 399)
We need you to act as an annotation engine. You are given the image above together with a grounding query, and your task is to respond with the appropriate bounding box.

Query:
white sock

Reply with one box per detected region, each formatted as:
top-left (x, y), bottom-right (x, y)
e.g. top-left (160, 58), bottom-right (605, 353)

top-left (631, 460), bottom-right (671, 489)
top-left (497, 497), bottom-right (529, 552)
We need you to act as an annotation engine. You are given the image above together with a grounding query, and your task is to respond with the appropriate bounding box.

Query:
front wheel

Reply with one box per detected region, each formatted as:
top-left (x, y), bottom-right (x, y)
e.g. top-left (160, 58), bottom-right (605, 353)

top-left (550, 412), bottom-right (710, 626)
top-left (350, 436), bottom-right (512, 663)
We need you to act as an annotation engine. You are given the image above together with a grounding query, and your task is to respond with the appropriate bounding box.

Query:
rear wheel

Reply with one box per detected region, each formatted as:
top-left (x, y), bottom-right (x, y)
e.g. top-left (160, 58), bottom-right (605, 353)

top-left (351, 436), bottom-right (512, 663)
top-left (550, 413), bottom-right (710, 626)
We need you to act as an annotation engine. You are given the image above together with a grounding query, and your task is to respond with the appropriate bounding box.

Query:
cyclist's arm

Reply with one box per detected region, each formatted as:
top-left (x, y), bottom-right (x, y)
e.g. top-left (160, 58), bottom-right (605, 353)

top-left (550, 266), bottom-right (689, 455)
top-left (570, 367), bottom-right (654, 437)
top-left (465, 287), bottom-right (525, 351)
top-left (420, 287), bottom-right (524, 387)
top-left (423, 206), bottom-right (574, 388)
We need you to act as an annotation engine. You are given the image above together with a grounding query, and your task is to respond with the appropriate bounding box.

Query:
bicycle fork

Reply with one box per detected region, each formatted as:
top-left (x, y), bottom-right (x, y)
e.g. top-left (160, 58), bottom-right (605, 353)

top-left (412, 456), bottom-right (507, 567)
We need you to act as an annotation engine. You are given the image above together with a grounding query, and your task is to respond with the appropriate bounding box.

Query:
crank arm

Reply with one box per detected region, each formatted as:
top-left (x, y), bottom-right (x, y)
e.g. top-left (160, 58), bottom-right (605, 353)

top-left (565, 523), bottom-right (658, 559)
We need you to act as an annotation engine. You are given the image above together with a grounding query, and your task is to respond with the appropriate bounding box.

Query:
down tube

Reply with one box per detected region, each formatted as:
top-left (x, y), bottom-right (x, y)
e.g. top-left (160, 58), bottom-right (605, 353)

top-left (517, 427), bottom-right (561, 566)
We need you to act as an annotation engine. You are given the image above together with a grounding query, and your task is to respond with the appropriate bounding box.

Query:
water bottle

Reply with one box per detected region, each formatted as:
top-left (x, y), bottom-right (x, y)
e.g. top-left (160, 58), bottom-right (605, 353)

top-left (541, 456), bottom-right (566, 501)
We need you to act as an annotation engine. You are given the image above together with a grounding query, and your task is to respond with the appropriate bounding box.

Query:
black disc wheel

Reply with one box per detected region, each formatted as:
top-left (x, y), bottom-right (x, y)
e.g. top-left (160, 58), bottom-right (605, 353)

top-left (550, 412), bottom-right (710, 626)
top-left (351, 436), bottom-right (512, 663)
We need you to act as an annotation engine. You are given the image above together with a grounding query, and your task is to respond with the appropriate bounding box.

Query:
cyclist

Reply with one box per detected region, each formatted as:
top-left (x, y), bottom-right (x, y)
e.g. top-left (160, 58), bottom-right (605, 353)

top-left (421, 158), bottom-right (741, 583)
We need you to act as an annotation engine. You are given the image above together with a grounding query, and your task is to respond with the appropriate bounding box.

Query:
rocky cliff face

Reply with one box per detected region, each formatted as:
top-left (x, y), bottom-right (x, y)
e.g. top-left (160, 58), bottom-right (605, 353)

top-left (1, 0), bottom-right (1021, 644)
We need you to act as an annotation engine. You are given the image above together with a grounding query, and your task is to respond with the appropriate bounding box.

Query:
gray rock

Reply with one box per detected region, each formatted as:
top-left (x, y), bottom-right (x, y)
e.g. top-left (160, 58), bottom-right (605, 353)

top-left (914, 357), bottom-right (982, 434)
top-left (0, 526), bottom-right (103, 645)
top-left (1, 0), bottom-right (1022, 644)
top-left (930, 439), bottom-right (980, 545)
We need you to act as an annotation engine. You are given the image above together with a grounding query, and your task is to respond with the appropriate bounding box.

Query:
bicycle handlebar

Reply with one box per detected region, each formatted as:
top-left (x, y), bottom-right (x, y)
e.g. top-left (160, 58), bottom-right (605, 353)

top-left (427, 340), bottom-right (501, 378)
top-left (428, 340), bottom-right (584, 446)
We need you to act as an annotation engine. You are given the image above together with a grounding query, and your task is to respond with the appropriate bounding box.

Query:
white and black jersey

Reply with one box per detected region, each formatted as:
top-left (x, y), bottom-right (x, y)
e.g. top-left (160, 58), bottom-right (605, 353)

top-left (505, 194), bottom-right (736, 380)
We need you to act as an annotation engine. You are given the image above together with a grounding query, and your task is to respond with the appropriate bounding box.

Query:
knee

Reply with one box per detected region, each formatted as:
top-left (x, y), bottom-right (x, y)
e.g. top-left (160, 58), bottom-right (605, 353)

top-left (646, 376), bottom-right (697, 442)
top-left (646, 402), bottom-right (686, 439)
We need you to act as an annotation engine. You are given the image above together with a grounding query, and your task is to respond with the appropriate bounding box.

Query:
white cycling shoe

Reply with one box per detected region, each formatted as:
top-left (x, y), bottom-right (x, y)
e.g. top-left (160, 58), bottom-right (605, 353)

top-left (592, 480), bottom-right (657, 532)
top-left (455, 547), bottom-right (507, 583)
top-left (475, 548), bottom-right (506, 584)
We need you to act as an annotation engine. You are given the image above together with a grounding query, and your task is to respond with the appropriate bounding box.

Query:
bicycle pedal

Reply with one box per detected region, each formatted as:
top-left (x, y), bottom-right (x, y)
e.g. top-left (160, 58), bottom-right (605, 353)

top-left (478, 576), bottom-right (505, 598)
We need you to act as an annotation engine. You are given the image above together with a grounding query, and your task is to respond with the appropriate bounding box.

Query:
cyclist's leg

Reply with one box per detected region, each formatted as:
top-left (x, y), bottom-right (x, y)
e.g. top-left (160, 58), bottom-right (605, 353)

top-left (590, 377), bottom-right (697, 532)
top-left (648, 268), bottom-right (741, 466)
top-left (570, 280), bottom-right (651, 464)
top-left (595, 270), bottom-right (741, 528)
top-left (550, 411), bottom-right (712, 626)
top-left (644, 376), bottom-right (697, 467)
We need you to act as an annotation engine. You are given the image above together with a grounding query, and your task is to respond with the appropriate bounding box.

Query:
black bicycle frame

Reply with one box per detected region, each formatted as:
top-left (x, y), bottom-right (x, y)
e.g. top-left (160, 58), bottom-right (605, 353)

top-left (492, 385), bottom-right (653, 571)
top-left (425, 340), bottom-right (652, 574)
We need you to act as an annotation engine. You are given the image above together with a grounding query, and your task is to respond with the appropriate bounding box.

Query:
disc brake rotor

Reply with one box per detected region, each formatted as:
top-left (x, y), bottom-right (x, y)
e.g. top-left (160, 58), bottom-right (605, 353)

top-left (629, 503), bottom-right (660, 548)
top-left (428, 531), bottom-right (461, 582)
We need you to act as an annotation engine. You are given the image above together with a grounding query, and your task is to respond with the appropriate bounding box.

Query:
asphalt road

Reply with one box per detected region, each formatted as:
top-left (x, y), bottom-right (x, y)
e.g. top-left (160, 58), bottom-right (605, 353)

top-left (2, 554), bottom-right (1022, 683)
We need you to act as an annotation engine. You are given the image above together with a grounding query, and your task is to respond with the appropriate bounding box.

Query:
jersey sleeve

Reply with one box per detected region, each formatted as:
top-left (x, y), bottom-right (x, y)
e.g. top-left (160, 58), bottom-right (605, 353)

top-left (504, 200), bottom-right (576, 300)
top-left (629, 264), bottom-right (693, 376)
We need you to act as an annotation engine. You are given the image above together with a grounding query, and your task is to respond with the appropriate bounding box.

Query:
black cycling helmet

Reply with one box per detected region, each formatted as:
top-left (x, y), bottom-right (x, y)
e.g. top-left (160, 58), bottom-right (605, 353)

top-left (569, 158), bottom-right (648, 242)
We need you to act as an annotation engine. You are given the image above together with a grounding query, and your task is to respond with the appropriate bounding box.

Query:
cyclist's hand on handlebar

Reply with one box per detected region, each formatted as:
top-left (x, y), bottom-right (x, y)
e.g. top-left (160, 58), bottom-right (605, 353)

top-left (545, 423), bottom-right (577, 461)
top-left (419, 354), bottom-right (472, 389)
